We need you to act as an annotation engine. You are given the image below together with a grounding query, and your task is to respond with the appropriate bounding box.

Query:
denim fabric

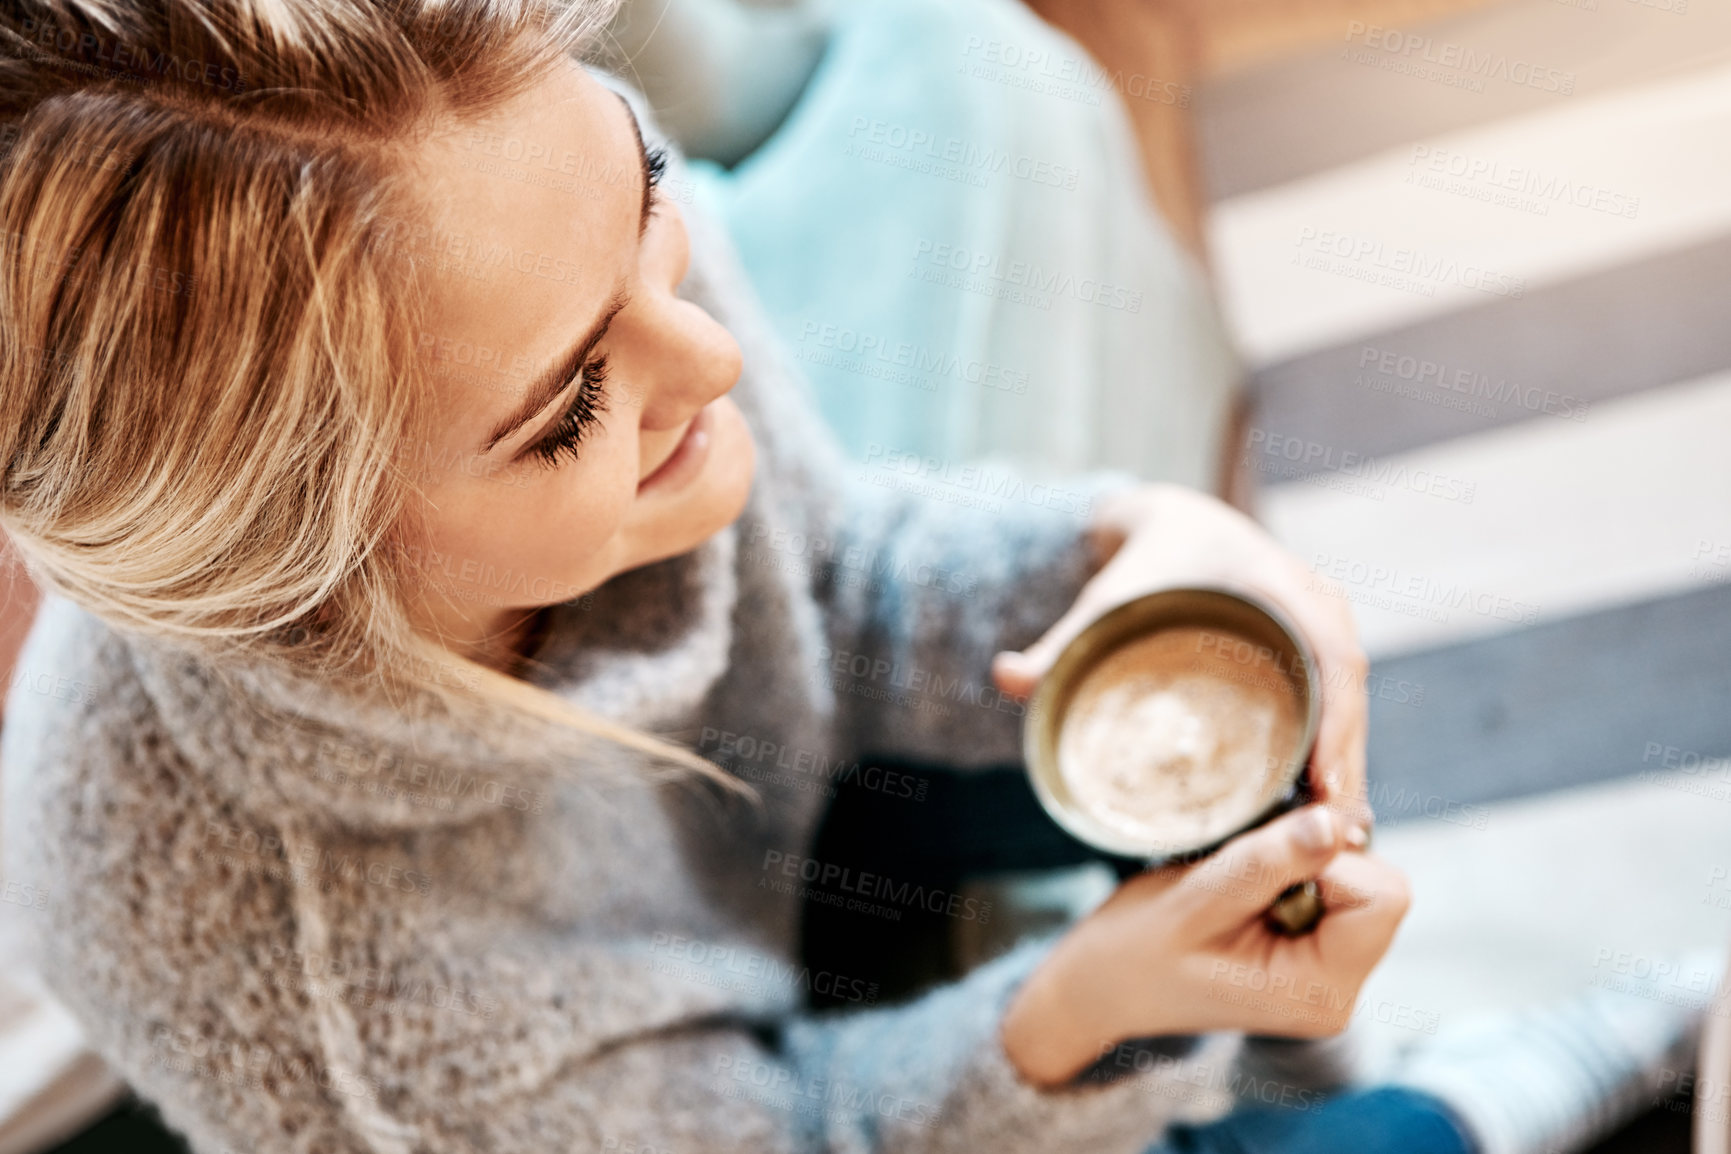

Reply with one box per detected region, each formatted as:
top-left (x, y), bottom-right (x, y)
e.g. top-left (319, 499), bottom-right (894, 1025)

top-left (1153, 1087), bottom-right (1479, 1154)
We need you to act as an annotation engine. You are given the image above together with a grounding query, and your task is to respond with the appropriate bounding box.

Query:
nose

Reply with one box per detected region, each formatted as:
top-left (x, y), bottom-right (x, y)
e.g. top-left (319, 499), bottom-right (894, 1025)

top-left (629, 202), bottom-right (744, 432)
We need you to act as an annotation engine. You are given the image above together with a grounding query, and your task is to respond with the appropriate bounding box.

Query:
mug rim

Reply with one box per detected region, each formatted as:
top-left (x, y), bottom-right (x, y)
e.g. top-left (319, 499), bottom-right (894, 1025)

top-left (1022, 584), bottom-right (1323, 862)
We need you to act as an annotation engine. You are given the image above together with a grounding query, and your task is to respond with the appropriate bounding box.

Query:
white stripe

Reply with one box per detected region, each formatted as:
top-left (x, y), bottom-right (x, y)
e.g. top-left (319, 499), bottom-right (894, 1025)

top-left (1258, 368), bottom-right (1731, 660)
top-left (1360, 769), bottom-right (1731, 1034)
top-left (1209, 62), bottom-right (1731, 367)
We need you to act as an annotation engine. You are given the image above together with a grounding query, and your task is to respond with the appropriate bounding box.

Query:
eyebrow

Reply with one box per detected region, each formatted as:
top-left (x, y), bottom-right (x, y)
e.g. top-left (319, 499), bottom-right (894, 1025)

top-left (617, 92), bottom-right (658, 239)
top-left (481, 95), bottom-right (657, 454)
top-left (483, 288), bottom-right (627, 453)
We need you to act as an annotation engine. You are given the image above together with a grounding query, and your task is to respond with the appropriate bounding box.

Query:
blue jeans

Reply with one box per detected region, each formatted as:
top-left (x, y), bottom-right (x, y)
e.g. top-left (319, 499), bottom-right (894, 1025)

top-left (1152, 1086), bottom-right (1477, 1154)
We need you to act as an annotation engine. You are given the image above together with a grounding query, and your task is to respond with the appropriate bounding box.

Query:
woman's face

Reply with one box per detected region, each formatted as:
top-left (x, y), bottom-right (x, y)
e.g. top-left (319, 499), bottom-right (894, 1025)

top-left (402, 59), bottom-right (754, 660)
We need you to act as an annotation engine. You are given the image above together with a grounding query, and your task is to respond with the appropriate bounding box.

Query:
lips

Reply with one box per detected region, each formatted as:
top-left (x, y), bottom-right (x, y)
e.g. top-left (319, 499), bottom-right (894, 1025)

top-left (636, 402), bottom-right (714, 495)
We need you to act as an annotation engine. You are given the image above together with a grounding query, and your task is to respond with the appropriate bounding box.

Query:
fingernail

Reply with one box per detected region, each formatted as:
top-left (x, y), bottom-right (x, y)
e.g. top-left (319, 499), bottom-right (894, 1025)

top-left (1294, 806), bottom-right (1335, 852)
top-left (1344, 824), bottom-right (1370, 850)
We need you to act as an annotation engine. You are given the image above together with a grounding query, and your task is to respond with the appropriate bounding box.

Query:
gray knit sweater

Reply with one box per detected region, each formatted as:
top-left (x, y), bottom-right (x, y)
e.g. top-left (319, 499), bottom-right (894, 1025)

top-left (1, 120), bottom-right (1249, 1154)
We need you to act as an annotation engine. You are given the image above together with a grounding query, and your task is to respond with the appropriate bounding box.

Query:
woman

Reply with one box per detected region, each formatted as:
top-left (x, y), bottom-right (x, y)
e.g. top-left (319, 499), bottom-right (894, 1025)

top-left (0, 3), bottom-right (1699, 1153)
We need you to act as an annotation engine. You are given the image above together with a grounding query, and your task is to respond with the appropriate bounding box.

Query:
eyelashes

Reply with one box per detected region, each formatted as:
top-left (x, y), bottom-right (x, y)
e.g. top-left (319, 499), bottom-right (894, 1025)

top-left (643, 144), bottom-right (669, 222)
top-left (517, 146), bottom-right (666, 470)
top-left (525, 355), bottom-right (609, 468)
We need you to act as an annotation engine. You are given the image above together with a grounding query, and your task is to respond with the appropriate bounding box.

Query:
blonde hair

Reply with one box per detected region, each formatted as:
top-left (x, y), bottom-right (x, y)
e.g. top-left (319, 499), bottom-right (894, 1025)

top-left (0, 0), bottom-right (722, 776)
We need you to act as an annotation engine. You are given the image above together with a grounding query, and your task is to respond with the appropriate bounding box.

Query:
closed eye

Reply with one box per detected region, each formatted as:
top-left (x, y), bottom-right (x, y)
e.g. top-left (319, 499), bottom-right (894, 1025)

top-left (523, 355), bottom-right (609, 468)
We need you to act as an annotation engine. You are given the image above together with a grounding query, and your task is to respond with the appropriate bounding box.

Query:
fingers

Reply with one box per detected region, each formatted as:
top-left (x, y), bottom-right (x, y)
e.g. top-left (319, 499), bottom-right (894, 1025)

top-left (1302, 620), bottom-right (1373, 836)
top-left (991, 597), bottom-right (1112, 699)
top-left (990, 649), bottom-right (1043, 701)
top-left (1310, 851), bottom-right (1412, 971)
top-left (1214, 853), bottom-right (1410, 1039)
top-left (1175, 805), bottom-right (1343, 932)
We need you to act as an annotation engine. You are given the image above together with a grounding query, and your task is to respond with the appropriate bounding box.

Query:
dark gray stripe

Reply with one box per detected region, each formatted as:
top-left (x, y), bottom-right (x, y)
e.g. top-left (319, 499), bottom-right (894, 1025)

top-left (1245, 233), bottom-right (1731, 477)
top-left (1366, 581), bottom-right (1731, 825)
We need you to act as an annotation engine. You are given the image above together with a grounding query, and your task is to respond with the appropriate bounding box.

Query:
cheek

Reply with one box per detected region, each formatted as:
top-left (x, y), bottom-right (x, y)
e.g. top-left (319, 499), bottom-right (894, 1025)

top-left (420, 430), bottom-right (640, 605)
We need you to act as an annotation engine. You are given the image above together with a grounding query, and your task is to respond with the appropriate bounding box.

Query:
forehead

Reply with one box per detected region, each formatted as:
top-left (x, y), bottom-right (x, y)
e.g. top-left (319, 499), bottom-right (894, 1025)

top-left (409, 62), bottom-right (641, 423)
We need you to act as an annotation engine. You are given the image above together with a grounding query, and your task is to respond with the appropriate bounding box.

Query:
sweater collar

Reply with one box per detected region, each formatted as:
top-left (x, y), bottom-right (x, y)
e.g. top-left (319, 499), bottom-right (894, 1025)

top-left (120, 526), bottom-right (739, 833)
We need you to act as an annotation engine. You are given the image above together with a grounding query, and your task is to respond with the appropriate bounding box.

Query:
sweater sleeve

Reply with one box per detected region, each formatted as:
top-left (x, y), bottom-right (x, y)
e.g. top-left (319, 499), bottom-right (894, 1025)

top-left (305, 898), bottom-right (1238, 1154)
top-left (809, 467), bottom-right (1135, 767)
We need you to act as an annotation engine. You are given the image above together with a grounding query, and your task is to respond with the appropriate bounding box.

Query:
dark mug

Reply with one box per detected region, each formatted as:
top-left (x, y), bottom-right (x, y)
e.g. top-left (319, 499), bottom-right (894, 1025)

top-left (1023, 586), bottom-right (1326, 934)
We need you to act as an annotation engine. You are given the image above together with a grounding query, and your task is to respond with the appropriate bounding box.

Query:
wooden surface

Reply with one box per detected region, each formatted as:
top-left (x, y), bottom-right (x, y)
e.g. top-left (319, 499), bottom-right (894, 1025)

top-left (1174, 0), bottom-right (1515, 78)
top-left (1699, 942), bottom-right (1731, 1154)
top-left (1021, 0), bottom-right (1513, 261)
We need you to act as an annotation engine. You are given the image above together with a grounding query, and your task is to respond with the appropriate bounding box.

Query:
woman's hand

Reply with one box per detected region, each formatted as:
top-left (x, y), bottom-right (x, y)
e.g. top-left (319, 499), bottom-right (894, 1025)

top-left (1000, 805), bottom-right (1411, 1086)
top-left (991, 482), bottom-right (1374, 833)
